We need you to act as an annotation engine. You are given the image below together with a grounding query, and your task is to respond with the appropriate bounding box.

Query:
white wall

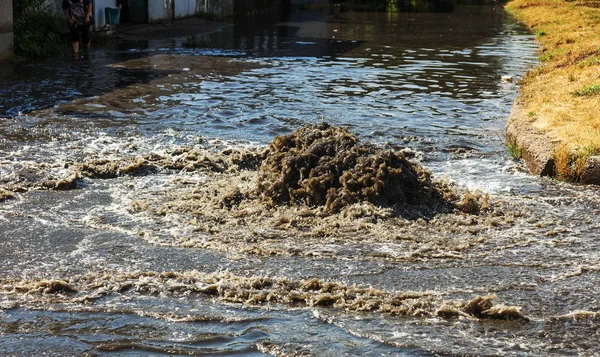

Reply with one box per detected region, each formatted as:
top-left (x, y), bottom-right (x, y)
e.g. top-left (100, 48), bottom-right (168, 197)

top-left (174, 0), bottom-right (196, 18)
top-left (149, 0), bottom-right (168, 22)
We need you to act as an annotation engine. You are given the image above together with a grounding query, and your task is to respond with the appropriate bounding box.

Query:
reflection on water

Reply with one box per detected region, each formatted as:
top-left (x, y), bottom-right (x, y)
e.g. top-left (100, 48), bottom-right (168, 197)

top-left (2, 4), bottom-right (600, 357)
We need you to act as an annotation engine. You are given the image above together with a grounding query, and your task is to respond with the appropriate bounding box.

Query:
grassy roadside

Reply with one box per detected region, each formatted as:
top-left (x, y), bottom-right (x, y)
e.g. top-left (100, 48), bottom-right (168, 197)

top-left (505, 0), bottom-right (600, 181)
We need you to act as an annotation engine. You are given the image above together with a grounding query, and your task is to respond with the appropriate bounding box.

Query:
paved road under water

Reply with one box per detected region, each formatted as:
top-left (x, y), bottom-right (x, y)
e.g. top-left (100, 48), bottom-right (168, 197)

top-left (1, 4), bottom-right (600, 356)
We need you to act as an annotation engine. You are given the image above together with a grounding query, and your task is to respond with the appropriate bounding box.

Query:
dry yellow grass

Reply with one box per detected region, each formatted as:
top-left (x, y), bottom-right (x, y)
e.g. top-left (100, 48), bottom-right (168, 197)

top-left (506, 0), bottom-right (600, 180)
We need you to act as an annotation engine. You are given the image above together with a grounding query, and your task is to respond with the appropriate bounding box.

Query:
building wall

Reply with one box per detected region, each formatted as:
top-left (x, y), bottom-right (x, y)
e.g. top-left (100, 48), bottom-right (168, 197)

top-left (163, 0), bottom-right (239, 21)
top-left (213, 0), bottom-right (235, 17)
top-left (0, 0), bottom-right (13, 61)
top-left (174, 0), bottom-right (196, 18)
top-left (149, 0), bottom-right (168, 22)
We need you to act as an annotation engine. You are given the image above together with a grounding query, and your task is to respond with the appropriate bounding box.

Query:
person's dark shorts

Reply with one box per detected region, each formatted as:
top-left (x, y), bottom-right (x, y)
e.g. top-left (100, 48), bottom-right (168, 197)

top-left (69, 23), bottom-right (90, 44)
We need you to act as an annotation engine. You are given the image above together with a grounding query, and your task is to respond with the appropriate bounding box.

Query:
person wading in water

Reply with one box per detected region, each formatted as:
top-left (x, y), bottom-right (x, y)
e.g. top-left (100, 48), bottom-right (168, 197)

top-left (62, 0), bottom-right (92, 58)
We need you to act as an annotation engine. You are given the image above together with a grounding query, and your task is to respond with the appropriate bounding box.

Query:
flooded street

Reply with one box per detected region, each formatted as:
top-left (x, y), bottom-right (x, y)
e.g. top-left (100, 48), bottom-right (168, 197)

top-left (2, 4), bottom-right (600, 356)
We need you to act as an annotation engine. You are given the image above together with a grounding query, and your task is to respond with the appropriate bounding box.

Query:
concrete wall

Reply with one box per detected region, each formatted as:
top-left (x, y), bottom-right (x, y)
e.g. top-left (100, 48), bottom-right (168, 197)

top-left (149, 0), bottom-right (169, 22)
top-left (197, 0), bottom-right (235, 18)
top-left (0, 0), bottom-right (13, 61)
top-left (174, 0), bottom-right (196, 18)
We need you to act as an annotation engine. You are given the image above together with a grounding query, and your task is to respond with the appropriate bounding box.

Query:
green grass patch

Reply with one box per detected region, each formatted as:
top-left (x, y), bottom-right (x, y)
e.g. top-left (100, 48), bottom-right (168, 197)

top-left (539, 50), bottom-right (554, 62)
top-left (571, 84), bottom-right (600, 97)
top-left (506, 136), bottom-right (523, 160)
top-left (577, 54), bottom-right (600, 68)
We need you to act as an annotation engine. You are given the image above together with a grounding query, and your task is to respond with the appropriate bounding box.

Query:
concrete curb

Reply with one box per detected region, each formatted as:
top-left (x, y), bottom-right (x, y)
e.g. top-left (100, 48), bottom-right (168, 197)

top-left (506, 100), bottom-right (555, 176)
top-left (581, 156), bottom-right (600, 184)
top-left (506, 99), bottom-right (600, 185)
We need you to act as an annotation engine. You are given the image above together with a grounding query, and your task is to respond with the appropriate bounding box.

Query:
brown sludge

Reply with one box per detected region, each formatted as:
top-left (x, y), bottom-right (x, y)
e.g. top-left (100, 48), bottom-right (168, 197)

top-left (0, 271), bottom-right (527, 321)
top-left (256, 123), bottom-right (456, 216)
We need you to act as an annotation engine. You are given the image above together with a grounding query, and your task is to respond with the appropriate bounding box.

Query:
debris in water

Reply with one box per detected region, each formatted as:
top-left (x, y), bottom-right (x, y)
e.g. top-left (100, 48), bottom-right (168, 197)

top-left (0, 189), bottom-right (15, 202)
top-left (41, 172), bottom-right (82, 190)
top-left (256, 123), bottom-right (485, 217)
top-left (0, 271), bottom-right (527, 321)
top-left (76, 158), bottom-right (157, 179)
top-left (455, 191), bottom-right (490, 215)
top-left (13, 279), bottom-right (78, 295)
top-left (461, 295), bottom-right (526, 321)
top-left (554, 310), bottom-right (600, 320)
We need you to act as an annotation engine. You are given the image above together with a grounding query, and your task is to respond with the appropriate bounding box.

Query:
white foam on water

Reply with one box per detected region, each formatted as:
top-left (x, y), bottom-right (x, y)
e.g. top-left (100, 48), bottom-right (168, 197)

top-left (430, 157), bottom-right (545, 195)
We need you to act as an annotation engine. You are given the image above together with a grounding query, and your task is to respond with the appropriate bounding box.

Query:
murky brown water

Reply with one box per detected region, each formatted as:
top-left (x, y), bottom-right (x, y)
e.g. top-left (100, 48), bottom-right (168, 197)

top-left (1, 4), bottom-right (600, 356)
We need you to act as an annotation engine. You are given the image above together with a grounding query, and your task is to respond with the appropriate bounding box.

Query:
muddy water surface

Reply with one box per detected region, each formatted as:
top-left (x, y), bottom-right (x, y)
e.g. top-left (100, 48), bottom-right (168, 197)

top-left (2, 5), bottom-right (600, 356)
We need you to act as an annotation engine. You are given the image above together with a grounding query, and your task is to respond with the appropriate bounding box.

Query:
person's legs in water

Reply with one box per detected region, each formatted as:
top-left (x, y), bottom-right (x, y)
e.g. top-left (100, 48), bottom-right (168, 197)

top-left (69, 23), bottom-right (80, 58)
top-left (80, 23), bottom-right (91, 53)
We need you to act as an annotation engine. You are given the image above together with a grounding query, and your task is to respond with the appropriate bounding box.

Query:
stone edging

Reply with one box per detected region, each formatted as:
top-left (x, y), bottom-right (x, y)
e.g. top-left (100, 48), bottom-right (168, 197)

top-left (582, 156), bottom-right (600, 185)
top-left (506, 99), bottom-right (600, 185)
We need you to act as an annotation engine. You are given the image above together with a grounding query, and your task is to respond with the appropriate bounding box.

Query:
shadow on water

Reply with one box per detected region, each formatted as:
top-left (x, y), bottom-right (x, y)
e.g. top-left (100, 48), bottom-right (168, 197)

top-left (0, 53), bottom-right (180, 117)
